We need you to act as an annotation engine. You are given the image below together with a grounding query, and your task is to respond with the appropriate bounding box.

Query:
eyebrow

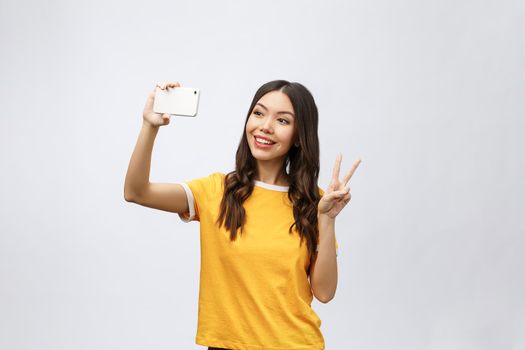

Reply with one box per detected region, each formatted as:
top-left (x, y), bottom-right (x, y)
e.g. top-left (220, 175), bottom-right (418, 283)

top-left (255, 103), bottom-right (295, 118)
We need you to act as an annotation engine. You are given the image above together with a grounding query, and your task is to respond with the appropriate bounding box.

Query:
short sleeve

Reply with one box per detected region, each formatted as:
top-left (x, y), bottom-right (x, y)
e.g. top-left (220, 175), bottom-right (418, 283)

top-left (175, 172), bottom-right (222, 223)
top-left (317, 185), bottom-right (339, 257)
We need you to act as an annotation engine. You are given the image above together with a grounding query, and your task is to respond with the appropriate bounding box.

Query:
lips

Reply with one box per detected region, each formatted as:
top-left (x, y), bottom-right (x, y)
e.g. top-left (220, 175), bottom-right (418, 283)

top-left (253, 135), bottom-right (276, 148)
top-left (253, 135), bottom-right (276, 144)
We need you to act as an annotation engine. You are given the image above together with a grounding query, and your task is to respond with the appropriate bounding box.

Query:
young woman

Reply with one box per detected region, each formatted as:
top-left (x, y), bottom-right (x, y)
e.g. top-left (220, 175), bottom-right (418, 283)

top-left (124, 80), bottom-right (361, 350)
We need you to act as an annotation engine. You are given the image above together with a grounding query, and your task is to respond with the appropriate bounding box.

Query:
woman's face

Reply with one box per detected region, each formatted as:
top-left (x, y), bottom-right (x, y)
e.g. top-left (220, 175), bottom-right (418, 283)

top-left (245, 90), bottom-right (296, 163)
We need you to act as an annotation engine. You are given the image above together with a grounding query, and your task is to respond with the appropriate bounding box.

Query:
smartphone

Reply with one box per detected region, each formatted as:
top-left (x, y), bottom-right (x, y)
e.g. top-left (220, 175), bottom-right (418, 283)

top-left (153, 86), bottom-right (200, 117)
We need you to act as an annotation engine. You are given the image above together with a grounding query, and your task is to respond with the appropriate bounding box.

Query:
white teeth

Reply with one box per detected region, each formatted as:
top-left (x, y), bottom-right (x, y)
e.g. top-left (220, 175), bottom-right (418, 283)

top-left (255, 137), bottom-right (274, 145)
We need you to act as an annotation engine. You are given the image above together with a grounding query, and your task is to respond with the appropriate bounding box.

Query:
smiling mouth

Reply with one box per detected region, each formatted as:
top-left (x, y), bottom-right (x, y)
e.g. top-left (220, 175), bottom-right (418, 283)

top-left (254, 136), bottom-right (276, 147)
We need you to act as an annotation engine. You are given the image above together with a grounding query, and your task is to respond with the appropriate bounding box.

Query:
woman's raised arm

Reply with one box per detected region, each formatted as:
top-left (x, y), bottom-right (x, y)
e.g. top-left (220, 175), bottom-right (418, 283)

top-left (123, 82), bottom-right (189, 214)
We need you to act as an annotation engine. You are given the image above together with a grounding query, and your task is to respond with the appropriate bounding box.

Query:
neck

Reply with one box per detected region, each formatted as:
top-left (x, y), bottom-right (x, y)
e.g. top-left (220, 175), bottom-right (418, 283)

top-left (254, 158), bottom-right (289, 186)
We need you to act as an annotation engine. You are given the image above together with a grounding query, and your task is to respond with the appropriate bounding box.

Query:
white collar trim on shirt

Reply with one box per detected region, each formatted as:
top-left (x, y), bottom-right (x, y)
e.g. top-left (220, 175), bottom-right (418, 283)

top-left (254, 180), bottom-right (289, 192)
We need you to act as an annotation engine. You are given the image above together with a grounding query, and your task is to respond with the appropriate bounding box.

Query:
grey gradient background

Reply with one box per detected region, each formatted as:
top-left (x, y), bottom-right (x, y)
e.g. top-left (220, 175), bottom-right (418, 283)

top-left (1, 0), bottom-right (524, 349)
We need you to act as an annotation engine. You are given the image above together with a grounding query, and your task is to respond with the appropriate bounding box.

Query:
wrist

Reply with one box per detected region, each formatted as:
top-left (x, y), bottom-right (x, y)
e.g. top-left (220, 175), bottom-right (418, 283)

top-left (318, 211), bottom-right (335, 222)
top-left (142, 120), bottom-right (159, 131)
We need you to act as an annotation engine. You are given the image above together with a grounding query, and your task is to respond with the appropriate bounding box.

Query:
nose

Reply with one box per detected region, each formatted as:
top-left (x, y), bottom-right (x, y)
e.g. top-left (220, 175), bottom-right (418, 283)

top-left (259, 116), bottom-right (273, 133)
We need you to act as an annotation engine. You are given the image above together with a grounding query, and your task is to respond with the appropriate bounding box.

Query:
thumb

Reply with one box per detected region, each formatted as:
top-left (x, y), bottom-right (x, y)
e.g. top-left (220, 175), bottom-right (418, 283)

top-left (162, 113), bottom-right (171, 125)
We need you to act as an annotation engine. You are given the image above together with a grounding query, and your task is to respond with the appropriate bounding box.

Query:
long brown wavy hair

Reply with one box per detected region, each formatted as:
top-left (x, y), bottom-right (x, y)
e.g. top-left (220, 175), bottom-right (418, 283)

top-left (215, 80), bottom-right (321, 260)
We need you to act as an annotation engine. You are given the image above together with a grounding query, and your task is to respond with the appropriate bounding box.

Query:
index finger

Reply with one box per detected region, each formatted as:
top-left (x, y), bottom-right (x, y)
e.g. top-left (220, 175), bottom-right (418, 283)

top-left (166, 82), bottom-right (181, 89)
top-left (155, 81), bottom-right (181, 90)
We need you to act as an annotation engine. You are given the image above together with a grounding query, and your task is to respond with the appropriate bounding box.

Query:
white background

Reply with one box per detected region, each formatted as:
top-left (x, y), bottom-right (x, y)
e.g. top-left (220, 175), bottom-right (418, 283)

top-left (1, 0), bottom-right (524, 349)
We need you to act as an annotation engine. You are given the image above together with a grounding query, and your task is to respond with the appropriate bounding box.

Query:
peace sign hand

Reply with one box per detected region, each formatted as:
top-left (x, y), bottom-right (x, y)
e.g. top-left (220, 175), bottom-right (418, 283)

top-left (318, 153), bottom-right (362, 219)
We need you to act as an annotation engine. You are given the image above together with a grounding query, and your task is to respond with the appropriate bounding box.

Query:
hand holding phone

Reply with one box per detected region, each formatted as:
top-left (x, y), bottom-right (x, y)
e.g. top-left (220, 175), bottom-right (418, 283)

top-left (143, 82), bottom-right (178, 127)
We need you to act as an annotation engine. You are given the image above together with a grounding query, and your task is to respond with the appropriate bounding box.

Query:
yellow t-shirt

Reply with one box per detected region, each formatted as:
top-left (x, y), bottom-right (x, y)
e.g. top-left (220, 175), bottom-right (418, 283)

top-left (177, 172), bottom-right (338, 350)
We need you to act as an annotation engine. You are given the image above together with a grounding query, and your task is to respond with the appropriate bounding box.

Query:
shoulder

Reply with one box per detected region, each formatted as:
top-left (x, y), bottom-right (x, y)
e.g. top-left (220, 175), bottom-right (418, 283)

top-left (186, 171), bottom-right (225, 195)
top-left (190, 171), bottom-right (225, 182)
top-left (212, 171), bottom-right (226, 179)
top-left (211, 172), bottom-right (226, 187)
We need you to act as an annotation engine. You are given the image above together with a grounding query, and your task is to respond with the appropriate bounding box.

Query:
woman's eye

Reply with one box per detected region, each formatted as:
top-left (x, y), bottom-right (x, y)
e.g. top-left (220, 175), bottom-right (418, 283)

top-left (253, 111), bottom-right (262, 116)
top-left (278, 118), bottom-right (290, 125)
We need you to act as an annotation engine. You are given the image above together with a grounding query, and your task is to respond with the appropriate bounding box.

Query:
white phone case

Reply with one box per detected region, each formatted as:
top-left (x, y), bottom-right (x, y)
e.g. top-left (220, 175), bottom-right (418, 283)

top-left (153, 86), bottom-right (200, 117)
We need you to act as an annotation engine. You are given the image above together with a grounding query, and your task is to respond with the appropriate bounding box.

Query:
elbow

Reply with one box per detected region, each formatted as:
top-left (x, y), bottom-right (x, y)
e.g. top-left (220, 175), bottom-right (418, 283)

top-left (311, 278), bottom-right (337, 304)
top-left (124, 183), bottom-right (147, 203)
top-left (314, 291), bottom-right (336, 304)
top-left (317, 295), bottom-right (335, 304)
top-left (124, 190), bottom-right (137, 202)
